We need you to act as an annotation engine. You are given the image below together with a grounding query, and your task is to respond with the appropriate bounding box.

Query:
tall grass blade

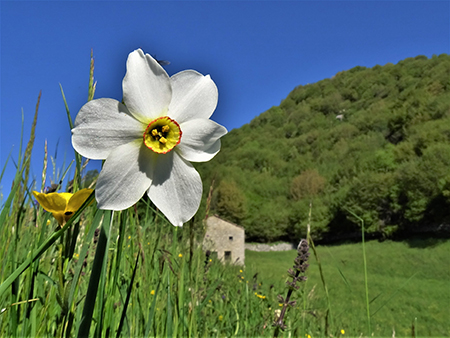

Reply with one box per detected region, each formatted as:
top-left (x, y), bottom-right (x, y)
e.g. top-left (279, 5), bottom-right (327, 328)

top-left (166, 271), bottom-right (173, 338)
top-left (144, 280), bottom-right (161, 338)
top-left (346, 208), bottom-right (371, 334)
top-left (93, 211), bottom-right (113, 338)
top-left (307, 201), bottom-right (332, 334)
top-left (0, 158), bottom-right (29, 230)
top-left (77, 209), bottom-right (112, 338)
top-left (324, 247), bottom-right (352, 290)
top-left (67, 208), bottom-right (104, 311)
top-left (59, 84), bottom-right (82, 192)
top-left (371, 272), bottom-right (418, 317)
top-left (40, 140), bottom-right (48, 192)
top-left (116, 251), bottom-right (139, 338)
top-left (88, 50), bottom-right (96, 102)
top-left (20, 91), bottom-right (40, 200)
top-left (0, 147), bottom-right (13, 185)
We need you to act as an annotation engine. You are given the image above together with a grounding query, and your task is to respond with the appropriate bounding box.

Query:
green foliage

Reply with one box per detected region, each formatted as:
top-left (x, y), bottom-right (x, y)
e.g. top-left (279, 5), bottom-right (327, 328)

top-left (215, 180), bottom-right (247, 224)
top-left (198, 54), bottom-right (450, 242)
top-left (290, 169), bottom-right (326, 201)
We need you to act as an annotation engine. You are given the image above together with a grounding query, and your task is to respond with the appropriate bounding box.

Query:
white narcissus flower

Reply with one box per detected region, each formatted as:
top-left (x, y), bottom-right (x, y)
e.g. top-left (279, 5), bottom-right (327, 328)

top-left (72, 49), bottom-right (227, 226)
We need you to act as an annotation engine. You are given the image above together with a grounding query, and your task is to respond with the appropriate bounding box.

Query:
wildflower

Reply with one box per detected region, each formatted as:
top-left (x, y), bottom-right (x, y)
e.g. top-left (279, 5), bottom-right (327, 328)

top-left (150, 290), bottom-right (155, 295)
top-left (178, 253), bottom-right (183, 258)
top-left (239, 269), bottom-right (243, 273)
top-left (46, 220), bottom-right (51, 226)
top-left (32, 189), bottom-right (93, 226)
top-left (341, 329), bottom-right (345, 335)
top-left (72, 49), bottom-right (227, 227)
top-left (218, 315), bottom-right (223, 321)
top-left (273, 239), bottom-right (310, 332)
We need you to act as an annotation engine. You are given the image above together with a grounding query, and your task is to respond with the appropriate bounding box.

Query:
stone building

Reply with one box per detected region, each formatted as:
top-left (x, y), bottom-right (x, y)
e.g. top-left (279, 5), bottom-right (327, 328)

top-left (203, 215), bottom-right (245, 265)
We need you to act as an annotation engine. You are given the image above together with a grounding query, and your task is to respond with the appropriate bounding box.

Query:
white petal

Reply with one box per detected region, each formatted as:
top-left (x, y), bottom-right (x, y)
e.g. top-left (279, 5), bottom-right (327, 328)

top-left (148, 152), bottom-right (202, 227)
top-left (168, 70), bottom-right (218, 124)
top-left (123, 49), bottom-right (172, 123)
top-left (176, 119), bottom-right (227, 162)
top-left (72, 98), bottom-right (144, 159)
top-left (96, 142), bottom-right (155, 210)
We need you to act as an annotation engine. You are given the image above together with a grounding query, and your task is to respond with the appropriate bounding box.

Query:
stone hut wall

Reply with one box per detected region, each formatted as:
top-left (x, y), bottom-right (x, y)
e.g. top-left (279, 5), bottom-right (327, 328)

top-left (204, 216), bottom-right (245, 265)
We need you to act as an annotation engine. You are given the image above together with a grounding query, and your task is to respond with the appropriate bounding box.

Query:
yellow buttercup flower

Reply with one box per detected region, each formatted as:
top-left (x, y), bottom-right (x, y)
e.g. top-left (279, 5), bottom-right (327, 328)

top-left (33, 188), bottom-right (93, 226)
top-left (341, 329), bottom-right (345, 335)
top-left (178, 253), bottom-right (183, 258)
top-left (150, 290), bottom-right (155, 295)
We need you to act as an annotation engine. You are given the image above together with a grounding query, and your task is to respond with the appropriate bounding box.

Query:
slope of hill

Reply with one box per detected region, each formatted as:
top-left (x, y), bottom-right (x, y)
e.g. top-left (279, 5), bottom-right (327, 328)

top-left (197, 54), bottom-right (450, 243)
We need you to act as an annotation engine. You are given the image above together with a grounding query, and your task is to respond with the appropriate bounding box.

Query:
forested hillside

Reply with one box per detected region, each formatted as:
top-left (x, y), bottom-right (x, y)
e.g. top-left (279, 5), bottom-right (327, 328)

top-left (196, 54), bottom-right (450, 243)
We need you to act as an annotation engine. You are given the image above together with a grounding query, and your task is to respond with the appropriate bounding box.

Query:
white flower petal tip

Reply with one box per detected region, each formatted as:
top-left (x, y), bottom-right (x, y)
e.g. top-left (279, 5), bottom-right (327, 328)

top-left (169, 70), bottom-right (219, 123)
top-left (177, 119), bottom-right (227, 162)
top-left (71, 48), bottom-right (227, 227)
top-left (123, 49), bottom-right (171, 123)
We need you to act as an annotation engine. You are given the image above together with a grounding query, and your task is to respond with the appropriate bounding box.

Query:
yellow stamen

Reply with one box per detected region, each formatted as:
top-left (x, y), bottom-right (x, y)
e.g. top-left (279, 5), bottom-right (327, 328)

top-left (143, 116), bottom-right (182, 154)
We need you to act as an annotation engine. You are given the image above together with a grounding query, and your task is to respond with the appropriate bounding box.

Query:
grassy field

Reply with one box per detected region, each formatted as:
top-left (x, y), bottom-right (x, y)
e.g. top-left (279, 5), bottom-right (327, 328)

top-left (1, 175), bottom-right (449, 337)
top-left (245, 238), bottom-right (450, 337)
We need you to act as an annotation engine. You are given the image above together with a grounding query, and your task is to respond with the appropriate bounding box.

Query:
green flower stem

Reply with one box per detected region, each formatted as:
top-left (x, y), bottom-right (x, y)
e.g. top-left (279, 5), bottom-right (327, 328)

top-left (0, 191), bottom-right (95, 298)
top-left (77, 209), bottom-right (112, 338)
top-left (347, 209), bottom-right (371, 335)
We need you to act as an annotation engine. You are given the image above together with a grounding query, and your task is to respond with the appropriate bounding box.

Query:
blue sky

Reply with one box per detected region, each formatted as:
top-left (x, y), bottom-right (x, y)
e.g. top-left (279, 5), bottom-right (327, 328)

top-left (1, 1), bottom-right (449, 200)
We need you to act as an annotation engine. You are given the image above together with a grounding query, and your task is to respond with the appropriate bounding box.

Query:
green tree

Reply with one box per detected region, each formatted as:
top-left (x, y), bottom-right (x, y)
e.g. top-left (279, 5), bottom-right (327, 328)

top-left (215, 180), bottom-right (246, 224)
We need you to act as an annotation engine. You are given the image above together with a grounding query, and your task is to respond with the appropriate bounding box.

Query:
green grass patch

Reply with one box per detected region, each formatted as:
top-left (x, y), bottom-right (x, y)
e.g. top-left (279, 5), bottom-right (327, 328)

top-left (245, 238), bottom-right (450, 337)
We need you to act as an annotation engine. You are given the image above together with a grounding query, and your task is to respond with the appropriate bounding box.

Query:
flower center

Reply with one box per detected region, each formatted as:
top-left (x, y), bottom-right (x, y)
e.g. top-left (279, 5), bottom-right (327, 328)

top-left (143, 116), bottom-right (182, 154)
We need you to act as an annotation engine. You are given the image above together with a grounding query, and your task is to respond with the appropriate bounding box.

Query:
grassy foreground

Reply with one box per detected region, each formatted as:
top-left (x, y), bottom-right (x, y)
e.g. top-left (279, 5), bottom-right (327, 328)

top-left (246, 238), bottom-right (450, 337)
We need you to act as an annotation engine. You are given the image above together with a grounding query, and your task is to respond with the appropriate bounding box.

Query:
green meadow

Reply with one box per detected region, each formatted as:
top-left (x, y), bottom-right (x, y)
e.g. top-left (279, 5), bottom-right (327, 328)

top-left (1, 186), bottom-right (448, 337)
top-left (246, 239), bottom-right (450, 337)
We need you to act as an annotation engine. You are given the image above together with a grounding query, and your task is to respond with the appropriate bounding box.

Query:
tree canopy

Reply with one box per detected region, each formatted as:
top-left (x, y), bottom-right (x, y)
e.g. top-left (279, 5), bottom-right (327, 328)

top-left (196, 54), bottom-right (450, 243)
